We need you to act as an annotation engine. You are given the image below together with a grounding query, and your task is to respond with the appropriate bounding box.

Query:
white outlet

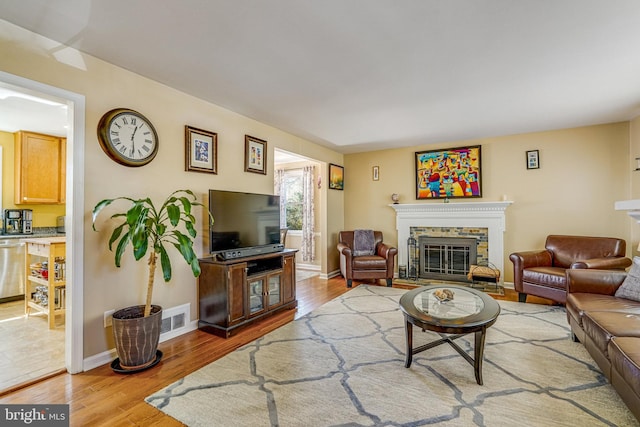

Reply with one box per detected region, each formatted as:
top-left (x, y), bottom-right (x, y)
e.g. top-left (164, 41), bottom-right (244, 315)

top-left (104, 309), bottom-right (115, 328)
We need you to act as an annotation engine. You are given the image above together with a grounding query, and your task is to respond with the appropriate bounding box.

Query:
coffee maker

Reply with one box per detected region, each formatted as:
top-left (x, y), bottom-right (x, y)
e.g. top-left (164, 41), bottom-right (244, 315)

top-left (3, 209), bottom-right (33, 234)
top-left (21, 209), bottom-right (33, 234)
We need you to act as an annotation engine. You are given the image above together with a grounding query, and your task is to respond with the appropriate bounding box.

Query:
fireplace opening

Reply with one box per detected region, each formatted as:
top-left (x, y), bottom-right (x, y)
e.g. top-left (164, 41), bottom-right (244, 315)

top-left (418, 236), bottom-right (477, 282)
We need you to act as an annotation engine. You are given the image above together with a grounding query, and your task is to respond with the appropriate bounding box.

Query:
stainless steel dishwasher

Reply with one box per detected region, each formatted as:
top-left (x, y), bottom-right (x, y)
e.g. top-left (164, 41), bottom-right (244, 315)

top-left (0, 239), bottom-right (25, 303)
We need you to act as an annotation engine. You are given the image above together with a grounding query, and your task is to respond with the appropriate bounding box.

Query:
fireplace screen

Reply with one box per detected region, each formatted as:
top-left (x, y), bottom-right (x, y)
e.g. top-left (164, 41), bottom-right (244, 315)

top-left (418, 237), bottom-right (477, 282)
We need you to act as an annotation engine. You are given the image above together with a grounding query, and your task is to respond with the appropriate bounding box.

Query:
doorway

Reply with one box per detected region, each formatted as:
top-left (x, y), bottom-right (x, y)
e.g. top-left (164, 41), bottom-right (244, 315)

top-left (274, 149), bottom-right (323, 280)
top-left (0, 71), bottom-right (84, 390)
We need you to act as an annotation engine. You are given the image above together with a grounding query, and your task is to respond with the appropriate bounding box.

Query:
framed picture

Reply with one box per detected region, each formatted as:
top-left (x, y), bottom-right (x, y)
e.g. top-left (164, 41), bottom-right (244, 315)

top-left (244, 135), bottom-right (267, 175)
top-left (329, 163), bottom-right (344, 190)
top-left (526, 149), bottom-right (540, 169)
top-left (185, 125), bottom-right (217, 174)
top-left (372, 166), bottom-right (379, 181)
top-left (415, 145), bottom-right (482, 199)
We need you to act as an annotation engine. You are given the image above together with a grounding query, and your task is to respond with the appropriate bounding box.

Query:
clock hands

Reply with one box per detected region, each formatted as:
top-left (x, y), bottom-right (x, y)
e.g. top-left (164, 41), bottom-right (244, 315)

top-left (130, 124), bottom-right (138, 158)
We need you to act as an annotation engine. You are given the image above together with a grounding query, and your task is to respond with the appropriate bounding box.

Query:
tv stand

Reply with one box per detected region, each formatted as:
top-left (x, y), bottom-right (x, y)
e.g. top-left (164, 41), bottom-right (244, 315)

top-left (198, 249), bottom-right (297, 338)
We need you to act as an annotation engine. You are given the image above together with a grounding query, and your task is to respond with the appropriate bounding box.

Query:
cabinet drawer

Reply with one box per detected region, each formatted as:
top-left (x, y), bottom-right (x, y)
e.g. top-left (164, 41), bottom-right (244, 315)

top-left (28, 243), bottom-right (49, 257)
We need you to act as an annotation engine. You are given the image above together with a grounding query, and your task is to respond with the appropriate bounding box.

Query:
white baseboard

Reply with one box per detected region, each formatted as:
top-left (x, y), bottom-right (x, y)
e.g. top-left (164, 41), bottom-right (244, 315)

top-left (297, 263), bottom-right (320, 271)
top-left (321, 269), bottom-right (340, 280)
top-left (82, 319), bottom-right (198, 372)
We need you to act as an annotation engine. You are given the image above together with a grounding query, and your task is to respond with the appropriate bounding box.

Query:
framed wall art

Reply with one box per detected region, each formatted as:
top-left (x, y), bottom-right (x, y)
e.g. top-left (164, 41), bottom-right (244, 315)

top-left (185, 125), bottom-right (217, 174)
top-left (526, 149), bottom-right (540, 169)
top-left (415, 145), bottom-right (482, 199)
top-left (244, 135), bottom-right (267, 175)
top-left (329, 163), bottom-right (344, 190)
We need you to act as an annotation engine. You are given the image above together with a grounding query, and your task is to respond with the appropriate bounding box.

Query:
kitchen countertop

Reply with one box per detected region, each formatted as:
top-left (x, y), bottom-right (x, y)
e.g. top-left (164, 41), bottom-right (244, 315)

top-left (0, 233), bottom-right (66, 240)
top-left (21, 236), bottom-right (66, 244)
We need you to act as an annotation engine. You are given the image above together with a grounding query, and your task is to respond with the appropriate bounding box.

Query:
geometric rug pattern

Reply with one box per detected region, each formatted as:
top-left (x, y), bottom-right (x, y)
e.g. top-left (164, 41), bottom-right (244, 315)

top-left (146, 285), bottom-right (638, 426)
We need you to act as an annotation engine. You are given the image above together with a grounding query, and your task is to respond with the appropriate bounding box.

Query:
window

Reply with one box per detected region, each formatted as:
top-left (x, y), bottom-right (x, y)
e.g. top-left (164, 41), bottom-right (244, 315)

top-left (282, 169), bottom-right (303, 230)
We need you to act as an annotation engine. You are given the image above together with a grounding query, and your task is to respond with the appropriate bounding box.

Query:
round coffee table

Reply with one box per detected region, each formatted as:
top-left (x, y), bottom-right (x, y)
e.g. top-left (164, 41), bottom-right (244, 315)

top-left (399, 285), bottom-right (500, 385)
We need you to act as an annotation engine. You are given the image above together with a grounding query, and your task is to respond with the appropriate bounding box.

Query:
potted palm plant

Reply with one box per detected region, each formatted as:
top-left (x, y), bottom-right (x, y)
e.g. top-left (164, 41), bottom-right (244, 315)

top-left (92, 189), bottom-right (212, 372)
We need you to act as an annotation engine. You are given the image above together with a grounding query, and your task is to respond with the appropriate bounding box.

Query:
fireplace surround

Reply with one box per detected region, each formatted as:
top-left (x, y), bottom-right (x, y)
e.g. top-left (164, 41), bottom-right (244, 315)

top-left (391, 201), bottom-right (512, 283)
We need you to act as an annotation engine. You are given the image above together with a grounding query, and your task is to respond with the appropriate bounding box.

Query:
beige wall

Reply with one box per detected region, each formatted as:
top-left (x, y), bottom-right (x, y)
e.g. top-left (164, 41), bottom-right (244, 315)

top-left (344, 123), bottom-right (632, 282)
top-left (0, 20), bottom-right (344, 358)
top-left (0, 130), bottom-right (66, 226)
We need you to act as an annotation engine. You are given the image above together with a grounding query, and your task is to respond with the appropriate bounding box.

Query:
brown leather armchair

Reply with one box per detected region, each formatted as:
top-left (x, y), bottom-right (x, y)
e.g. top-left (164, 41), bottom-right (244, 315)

top-left (337, 231), bottom-right (397, 288)
top-left (509, 235), bottom-right (631, 304)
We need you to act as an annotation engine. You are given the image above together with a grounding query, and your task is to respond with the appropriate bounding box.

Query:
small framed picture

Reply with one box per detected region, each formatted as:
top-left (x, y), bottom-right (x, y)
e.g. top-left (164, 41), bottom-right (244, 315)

top-left (526, 150), bottom-right (540, 169)
top-left (372, 166), bottom-right (379, 181)
top-left (185, 125), bottom-right (217, 174)
top-left (329, 163), bottom-right (344, 190)
top-left (244, 135), bottom-right (267, 175)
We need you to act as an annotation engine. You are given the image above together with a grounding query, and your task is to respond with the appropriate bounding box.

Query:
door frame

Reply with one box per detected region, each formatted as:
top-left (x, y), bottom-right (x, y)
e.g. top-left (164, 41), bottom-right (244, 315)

top-left (0, 71), bottom-right (85, 374)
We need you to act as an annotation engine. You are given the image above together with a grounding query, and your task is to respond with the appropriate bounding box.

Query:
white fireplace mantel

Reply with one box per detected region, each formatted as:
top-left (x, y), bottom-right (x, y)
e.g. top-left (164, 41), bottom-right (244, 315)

top-left (390, 201), bottom-right (513, 280)
top-left (614, 199), bottom-right (640, 222)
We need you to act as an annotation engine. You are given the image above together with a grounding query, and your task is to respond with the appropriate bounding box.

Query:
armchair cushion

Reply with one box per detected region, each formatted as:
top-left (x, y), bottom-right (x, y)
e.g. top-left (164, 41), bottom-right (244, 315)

top-left (616, 257), bottom-right (640, 302)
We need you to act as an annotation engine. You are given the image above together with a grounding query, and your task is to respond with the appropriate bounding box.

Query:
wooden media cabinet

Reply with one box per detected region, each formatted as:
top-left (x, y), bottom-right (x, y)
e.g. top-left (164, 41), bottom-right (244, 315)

top-left (197, 249), bottom-right (297, 338)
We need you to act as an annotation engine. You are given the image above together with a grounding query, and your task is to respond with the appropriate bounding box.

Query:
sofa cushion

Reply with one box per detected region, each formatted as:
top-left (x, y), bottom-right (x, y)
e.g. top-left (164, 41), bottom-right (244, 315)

top-left (583, 311), bottom-right (640, 357)
top-left (566, 293), bottom-right (640, 328)
top-left (522, 266), bottom-right (566, 289)
top-left (608, 337), bottom-right (640, 404)
top-left (616, 257), bottom-right (640, 302)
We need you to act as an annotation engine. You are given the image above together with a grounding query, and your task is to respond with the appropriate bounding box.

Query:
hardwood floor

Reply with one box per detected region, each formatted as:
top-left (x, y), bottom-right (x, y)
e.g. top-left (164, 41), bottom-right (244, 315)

top-left (0, 277), bottom-right (552, 426)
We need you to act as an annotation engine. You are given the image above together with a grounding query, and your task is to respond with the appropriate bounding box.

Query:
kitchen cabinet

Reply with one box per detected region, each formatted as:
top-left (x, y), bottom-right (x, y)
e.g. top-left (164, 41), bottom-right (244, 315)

top-left (23, 237), bottom-right (66, 329)
top-left (14, 131), bottom-right (66, 204)
top-left (198, 249), bottom-right (297, 338)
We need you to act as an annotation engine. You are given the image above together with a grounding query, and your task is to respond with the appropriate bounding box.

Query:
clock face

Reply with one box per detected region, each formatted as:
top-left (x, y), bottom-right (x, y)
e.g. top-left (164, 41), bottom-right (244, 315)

top-left (97, 108), bottom-right (159, 166)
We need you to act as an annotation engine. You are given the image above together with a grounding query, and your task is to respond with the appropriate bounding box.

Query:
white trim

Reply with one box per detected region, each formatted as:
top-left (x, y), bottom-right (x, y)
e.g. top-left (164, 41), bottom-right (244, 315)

top-left (324, 269), bottom-right (341, 280)
top-left (83, 319), bottom-right (198, 371)
top-left (297, 263), bottom-right (320, 271)
top-left (0, 71), bottom-right (85, 374)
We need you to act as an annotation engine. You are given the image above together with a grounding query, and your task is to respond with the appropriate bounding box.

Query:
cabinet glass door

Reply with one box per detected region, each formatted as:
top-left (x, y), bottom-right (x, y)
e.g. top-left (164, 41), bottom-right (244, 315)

top-left (248, 277), bottom-right (265, 314)
top-left (268, 274), bottom-right (281, 308)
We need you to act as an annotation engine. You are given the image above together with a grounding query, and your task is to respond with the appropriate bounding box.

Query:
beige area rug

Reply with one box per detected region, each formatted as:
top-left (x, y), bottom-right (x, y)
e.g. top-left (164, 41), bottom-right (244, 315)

top-left (146, 285), bottom-right (638, 426)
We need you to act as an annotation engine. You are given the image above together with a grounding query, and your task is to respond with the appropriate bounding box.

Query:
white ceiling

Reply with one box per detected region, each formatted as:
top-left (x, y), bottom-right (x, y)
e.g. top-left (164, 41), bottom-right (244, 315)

top-left (2, 1), bottom-right (640, 153)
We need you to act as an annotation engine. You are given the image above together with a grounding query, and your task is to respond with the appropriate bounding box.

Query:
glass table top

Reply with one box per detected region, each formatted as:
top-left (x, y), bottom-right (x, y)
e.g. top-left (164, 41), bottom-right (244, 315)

top-left (412, 286), bottom-right (485, 320)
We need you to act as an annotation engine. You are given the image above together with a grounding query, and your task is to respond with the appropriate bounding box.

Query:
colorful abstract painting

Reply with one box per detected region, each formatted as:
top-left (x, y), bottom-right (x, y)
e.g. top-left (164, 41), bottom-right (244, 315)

top-left (415, 145), bottom-right (482, 199)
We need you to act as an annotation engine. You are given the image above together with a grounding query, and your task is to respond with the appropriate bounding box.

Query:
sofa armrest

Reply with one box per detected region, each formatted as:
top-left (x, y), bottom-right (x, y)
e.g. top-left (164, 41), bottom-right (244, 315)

top-left (570, 257), bottom-right (632, 270)
top-left (337, 243), bottom-right (352, 257)
top-left (509, 249), bottom-right (553, 269)
top-left (376, 243), bottom-right (397, 259)
top-left (566, 269), bottom-right (627, 295)
top-left (377, 243), bottom-right (398, 274)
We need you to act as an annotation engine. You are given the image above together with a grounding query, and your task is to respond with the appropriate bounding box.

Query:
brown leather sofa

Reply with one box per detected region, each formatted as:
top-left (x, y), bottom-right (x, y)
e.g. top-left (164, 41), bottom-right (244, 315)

top-left (565, 269), bottom-right (640, 421)
top-left (337, 231), bottom-right (397, 288)
top-left (509, 235), bottom-right (631, 303)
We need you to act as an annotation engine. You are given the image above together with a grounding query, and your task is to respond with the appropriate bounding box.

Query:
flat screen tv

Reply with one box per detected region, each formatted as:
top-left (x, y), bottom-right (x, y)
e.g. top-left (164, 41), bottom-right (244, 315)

top-left (208, 189), bottom-right (281, 257)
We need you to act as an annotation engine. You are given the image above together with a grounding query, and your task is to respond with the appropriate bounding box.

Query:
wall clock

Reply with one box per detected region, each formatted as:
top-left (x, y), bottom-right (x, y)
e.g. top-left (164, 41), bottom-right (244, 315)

top-left (97, 108), bottom-right (159, 167)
